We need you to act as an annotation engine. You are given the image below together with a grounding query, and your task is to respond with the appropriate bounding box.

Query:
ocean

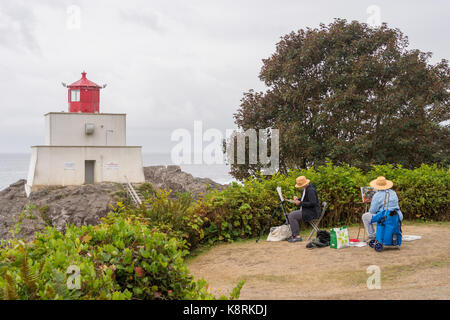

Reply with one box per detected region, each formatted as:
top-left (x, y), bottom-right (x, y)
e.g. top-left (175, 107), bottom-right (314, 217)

top-left (0, 153), bottom-right (235, 191)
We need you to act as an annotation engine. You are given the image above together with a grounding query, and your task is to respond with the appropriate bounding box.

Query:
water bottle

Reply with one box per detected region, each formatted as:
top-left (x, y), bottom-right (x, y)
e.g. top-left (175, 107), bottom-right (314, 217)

top-left (392, 234), bottom-right (398, 246)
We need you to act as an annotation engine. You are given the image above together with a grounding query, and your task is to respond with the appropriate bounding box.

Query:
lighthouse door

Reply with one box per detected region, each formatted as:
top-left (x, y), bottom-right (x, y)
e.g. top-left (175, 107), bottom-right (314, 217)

top-left (85, 160), bottom-right (95, 184)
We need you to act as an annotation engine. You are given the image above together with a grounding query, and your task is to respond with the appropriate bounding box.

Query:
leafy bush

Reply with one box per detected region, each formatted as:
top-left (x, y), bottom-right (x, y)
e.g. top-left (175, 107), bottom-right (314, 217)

top-left (192, 163), bottom-right (449, 245)
top-left (0, 212), bottom-right (244, 300)
top-left (367, 164), bottom-right (449, 221)
top-left (1, 162), bottom-right (446, 299)
top-left (123, 184), bottom-right (205, 250)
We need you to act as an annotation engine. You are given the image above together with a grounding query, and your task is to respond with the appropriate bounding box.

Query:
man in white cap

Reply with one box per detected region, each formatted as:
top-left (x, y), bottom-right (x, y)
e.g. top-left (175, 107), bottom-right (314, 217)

top-left (362, 176), bottom-right (404, 241)
top-left (287, 176), bottom-right (321, 243)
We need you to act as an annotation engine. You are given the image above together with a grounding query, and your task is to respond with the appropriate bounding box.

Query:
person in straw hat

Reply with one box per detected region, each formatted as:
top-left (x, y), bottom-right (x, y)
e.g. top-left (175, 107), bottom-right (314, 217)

top-left (362, 176), bottom-right (403, 241)
top-left (286, 176), bottom-right (321, 243)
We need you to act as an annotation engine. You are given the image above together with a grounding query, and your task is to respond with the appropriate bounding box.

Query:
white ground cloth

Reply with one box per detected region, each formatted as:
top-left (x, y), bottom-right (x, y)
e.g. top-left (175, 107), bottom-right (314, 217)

top-left (402, 235), bottom-right (422, 241)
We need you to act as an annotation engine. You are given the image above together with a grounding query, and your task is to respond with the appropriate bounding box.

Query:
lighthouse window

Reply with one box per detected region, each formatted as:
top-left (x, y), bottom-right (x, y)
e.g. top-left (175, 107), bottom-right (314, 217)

top-left (71, 89), bottom-right (80, 102)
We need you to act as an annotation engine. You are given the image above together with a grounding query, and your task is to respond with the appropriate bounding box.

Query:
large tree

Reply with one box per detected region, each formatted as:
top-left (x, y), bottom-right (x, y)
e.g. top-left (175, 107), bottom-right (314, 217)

top-left (230, 19), bottom-right (449, 179)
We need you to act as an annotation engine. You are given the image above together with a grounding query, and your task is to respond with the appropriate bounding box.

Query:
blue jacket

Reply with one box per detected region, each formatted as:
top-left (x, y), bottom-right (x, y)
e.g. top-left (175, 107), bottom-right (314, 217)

top-left (369, 189), bottom-right (403, 221)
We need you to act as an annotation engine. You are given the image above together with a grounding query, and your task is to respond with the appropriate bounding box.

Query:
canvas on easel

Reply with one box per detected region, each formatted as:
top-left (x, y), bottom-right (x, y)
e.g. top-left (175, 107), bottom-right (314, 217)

top-left (360, 187), bottom-right (376, 203)
top-left (276, 186), bottom-right (297, 204)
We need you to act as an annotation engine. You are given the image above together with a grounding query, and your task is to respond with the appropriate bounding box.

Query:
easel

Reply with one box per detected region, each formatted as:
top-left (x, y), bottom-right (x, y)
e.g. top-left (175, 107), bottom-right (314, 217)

top-left (256, 187), bottom-right (291, 243)
top-left (356, 186), bottom-right (375, 240)
top-left (356, 201), bottom-right (369, 240)
top-left (256, 200), bottom-right (290, 243)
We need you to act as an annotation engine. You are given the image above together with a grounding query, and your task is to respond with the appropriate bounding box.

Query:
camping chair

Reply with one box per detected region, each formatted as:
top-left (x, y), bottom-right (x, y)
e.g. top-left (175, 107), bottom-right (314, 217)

top-left (307, 202), bottom-right (327, 241)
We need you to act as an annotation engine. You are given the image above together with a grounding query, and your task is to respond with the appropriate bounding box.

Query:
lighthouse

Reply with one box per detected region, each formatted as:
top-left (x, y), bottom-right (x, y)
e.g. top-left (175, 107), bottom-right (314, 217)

top-left (25, 72), bottom-right (145, 196)
top-left (67, 71), bottom-right (103, 113)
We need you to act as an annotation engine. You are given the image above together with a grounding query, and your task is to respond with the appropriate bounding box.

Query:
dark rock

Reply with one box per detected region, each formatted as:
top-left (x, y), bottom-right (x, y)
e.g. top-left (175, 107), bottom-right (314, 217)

top-left (0, 166), bottom-right (226, 240)
top-left (0, 181), bottom-right (122, 241)
top-left (143, 165), bottom-right (227, 198)
top-left (10, 179), bottom-right (26, 187)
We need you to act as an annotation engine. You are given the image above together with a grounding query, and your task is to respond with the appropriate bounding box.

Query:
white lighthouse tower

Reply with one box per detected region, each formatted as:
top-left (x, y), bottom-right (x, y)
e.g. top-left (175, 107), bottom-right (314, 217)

top-left (25, 72), bottom-right (145, 196)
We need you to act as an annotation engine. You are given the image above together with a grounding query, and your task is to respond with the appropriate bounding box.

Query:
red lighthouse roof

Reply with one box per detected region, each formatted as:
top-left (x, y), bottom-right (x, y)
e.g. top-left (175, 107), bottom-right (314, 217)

top-left (68, 71), bottom-right (101, 88)
top-left (66, 71), bottom-right (103, 113)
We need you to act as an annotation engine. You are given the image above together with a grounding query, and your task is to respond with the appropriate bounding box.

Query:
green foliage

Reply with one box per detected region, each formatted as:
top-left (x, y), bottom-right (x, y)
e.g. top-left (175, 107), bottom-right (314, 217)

top-left (194, 180), bottom-right (280, 244)
top-left (9, 205), bottom-right (37, 238)
top-left (231, 19), bottom-right (449, 179)
top-left (118, 186), bottom-right (205, 250)
top-left (0, 212), bottom-right (243, 300)
top-left (1, 162), bottom-right (446, 300)
top-left (366, 164), bottom-right (449, 221)
top-left (193, 163), bottom-right (449, 245)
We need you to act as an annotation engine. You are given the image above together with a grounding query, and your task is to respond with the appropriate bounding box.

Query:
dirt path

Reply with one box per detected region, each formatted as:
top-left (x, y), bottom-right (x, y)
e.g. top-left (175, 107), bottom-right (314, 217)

top-left (188, 223), bottom-right (450, 300)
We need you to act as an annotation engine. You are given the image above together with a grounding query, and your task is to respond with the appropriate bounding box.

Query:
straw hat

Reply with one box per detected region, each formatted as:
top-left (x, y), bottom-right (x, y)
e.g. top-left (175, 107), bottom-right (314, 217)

top-left (295, 176), bottom-right (310, 188)
top-left (370, 176), bottom-right (393, 190)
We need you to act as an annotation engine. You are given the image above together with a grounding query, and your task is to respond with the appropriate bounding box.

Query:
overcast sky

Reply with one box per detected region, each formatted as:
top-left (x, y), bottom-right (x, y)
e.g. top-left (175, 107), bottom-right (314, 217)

top-left (0, 0), bottom-right (448, 154)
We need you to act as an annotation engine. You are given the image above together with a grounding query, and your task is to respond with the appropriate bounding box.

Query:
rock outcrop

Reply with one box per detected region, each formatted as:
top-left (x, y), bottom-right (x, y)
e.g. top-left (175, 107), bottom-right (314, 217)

top-left (0, 166), bottom-right (226, 240)
top-left (0, 180), bottom-right (122, 240)
top-left (143, 165), bottom-right (227, 197)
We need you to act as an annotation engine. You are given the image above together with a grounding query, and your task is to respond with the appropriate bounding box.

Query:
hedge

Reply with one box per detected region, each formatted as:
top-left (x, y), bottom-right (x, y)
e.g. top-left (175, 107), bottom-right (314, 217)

top-left (193, 163), bottom-right (449, 245)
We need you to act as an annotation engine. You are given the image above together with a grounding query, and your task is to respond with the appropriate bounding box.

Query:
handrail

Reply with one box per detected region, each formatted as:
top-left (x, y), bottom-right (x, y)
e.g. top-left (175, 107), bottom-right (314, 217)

top-left (124, 175), bottom-right (142, 206)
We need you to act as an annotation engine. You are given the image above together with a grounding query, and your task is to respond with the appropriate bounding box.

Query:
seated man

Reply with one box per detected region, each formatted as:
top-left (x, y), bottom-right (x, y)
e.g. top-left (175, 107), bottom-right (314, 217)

top-left (287, 176), bottom-right (321, 243)
top-left (362, 176), bottom-right (404, 242)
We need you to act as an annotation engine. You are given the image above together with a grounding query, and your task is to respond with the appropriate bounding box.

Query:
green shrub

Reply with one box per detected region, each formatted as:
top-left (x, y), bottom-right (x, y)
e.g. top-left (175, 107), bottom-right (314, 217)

top-left (192, 162), bottom-right (449, 245)
top-left (0, 212), bottom-right (243, 300)
top-left (366, 164), bottom-right (449, 221)
top-left (121, 186), bottom-right (205, 250)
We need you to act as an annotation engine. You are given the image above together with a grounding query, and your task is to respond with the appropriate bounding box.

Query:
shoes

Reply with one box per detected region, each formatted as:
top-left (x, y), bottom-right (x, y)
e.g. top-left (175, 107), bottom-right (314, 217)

top-left (288, 236), bottom-right (303, 243)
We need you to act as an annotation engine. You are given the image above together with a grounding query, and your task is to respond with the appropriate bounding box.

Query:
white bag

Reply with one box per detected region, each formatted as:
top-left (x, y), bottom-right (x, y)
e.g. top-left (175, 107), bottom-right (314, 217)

top-left (266, 224), bottom-right (292, 242)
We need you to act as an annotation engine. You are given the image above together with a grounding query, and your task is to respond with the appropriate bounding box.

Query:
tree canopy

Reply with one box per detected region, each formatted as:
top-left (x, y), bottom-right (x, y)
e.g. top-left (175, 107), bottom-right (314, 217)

top-left (230, 19), bottom-right (449, 179)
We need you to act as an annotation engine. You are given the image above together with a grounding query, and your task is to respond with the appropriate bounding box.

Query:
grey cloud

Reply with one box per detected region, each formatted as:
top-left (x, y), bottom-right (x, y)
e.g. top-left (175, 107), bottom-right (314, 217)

top-left (119, 8), bottom-right (165, 32)
top-left (0, 0), bottom-right (448, 154)
top-left (0, 1), bottom-right (41, 54)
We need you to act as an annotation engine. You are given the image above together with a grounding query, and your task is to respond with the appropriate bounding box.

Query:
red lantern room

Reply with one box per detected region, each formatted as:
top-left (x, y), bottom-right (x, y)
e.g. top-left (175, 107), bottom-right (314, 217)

top-left (66, 72), bottom-right (104, 113)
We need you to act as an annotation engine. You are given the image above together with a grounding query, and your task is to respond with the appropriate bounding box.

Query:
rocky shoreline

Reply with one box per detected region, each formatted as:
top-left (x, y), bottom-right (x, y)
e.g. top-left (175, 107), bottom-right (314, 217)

top-left (0, 165), bottom-right (227, 240)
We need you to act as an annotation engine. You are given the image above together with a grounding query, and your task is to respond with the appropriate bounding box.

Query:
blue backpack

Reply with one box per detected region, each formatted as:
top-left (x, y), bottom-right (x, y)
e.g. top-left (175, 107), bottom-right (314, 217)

top-left (369, 192), bottom-right (402, 251)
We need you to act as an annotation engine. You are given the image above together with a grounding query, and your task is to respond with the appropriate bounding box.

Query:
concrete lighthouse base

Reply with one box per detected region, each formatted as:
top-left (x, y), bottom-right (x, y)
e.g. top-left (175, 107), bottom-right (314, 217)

top-left (25, 145), bottom-right (145, 196)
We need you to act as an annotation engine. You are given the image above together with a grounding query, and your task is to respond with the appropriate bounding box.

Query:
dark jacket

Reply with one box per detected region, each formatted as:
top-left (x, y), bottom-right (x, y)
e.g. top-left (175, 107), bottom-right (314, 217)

top-left (298, 183), bottom-right (321, 222)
